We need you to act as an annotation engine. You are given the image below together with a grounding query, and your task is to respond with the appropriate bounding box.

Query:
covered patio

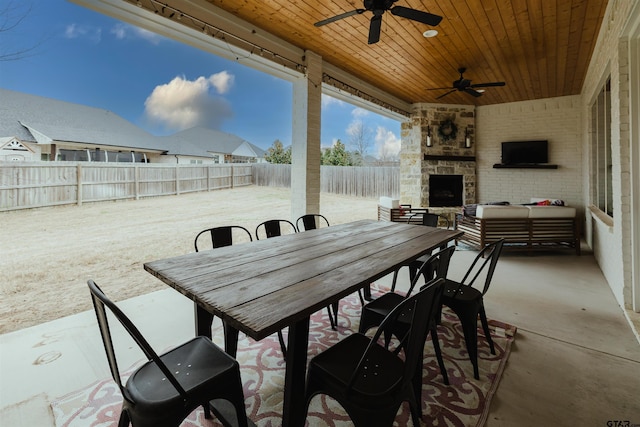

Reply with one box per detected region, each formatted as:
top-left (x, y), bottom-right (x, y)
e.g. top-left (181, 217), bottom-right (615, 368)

top-left (2, 0), bottom-right (640, 424)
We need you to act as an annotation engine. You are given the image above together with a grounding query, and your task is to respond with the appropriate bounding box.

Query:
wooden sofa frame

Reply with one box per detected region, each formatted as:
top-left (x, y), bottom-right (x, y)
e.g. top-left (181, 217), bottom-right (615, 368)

top-left (377, 204), bottom-right (429, 225)
top-left (455, 213), bottom-right (581, 255)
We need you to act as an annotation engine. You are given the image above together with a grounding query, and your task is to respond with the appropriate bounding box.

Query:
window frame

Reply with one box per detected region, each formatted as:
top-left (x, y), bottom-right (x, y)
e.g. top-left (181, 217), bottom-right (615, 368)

top-left (591, 76), bottom-right (613, 218)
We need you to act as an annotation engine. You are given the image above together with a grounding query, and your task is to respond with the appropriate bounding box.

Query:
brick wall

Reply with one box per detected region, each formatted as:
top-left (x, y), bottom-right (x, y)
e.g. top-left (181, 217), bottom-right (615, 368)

top-left (579, 0), bottom-right (637, 308)
top-left (475, 96), bottom-right (583, 208)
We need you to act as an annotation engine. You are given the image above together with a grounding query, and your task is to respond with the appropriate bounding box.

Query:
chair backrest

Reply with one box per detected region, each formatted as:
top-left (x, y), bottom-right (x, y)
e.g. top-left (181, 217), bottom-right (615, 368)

top-left (255, 219), bottom-right (297, 240)
top-left (295, 214), bottom-right (330, 232)
top-left (347, 278), bottom-right (445, 393)
top-left (460, 238), bottom-right (505, 295)
top-left (407, 212), bottom-right (450, 229)
top-left (87, 280), bottom-right (188, 400)
top-left (194, 225), bottom-right (252, 252)
top-left (406, 245), bottom-right (456, 296)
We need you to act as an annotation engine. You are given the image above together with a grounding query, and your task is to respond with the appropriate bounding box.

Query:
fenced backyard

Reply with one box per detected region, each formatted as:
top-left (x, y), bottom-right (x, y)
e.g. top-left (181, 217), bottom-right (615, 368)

top-left (0, 162), bottom-right (400, 211)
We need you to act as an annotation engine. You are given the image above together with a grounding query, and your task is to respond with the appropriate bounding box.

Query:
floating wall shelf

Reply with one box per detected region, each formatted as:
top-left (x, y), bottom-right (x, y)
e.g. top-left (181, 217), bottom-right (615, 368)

top-left (493, 164), bottom-right (558, 169)
top-left (425, 155), bottom-right (476, 162)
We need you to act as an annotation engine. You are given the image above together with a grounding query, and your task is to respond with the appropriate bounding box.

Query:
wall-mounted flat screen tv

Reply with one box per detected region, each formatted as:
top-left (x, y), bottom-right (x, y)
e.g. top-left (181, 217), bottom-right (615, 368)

top-left (501, 140), bottom-right (548, 165)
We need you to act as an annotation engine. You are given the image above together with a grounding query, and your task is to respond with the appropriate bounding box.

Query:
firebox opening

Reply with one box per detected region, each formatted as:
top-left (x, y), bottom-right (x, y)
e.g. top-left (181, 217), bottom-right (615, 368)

top-left (429, 175), bottom-right (463, 207)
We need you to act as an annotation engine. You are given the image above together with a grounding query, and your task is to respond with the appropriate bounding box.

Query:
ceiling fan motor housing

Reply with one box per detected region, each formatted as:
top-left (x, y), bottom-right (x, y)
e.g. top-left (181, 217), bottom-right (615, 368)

top-left (455, 78), bottom-right (471, 89)
top-left (364, 0), bottom-right (397, 11)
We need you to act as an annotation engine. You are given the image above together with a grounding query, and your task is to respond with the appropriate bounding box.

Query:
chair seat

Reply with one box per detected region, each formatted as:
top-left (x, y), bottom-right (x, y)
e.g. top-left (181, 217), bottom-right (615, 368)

top-left (128, 337), bottom-right (239, 412)
top-left (442, 279), bottom-right (483, 302)
top-left (360, 292), bottom-right (406, 320)
top-left (308, 333), bottom-right (405, 407)
top-left (358, 292), bottom-right (421, 341)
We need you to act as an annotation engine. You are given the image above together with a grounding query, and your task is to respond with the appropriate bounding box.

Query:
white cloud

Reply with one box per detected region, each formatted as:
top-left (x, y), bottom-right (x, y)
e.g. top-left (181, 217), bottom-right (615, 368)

top-left (351, 107), bottom-right (369, 118)
top-left (110, 24), bottom-right (127, 40)
top-left (209, 71), bottom-right (234, 94)
top-left (110, 23), bottom-right (162, 45)
top-left (374, 126), bottom-right (401, 159)
top-left (64, 24), bottom-right (101, 43)
top-left (144, 74), bottom-right (235, 131)
top-left (321, 94), bottom-right (345, 109)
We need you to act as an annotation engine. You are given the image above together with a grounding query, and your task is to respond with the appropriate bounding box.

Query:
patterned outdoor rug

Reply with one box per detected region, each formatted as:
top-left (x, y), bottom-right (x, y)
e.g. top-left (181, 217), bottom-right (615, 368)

top-left (52, 284), bottom-right (516, 426)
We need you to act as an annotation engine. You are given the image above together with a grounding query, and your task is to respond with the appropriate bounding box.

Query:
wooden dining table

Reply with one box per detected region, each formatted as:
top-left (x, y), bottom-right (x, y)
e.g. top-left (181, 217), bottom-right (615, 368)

top-left (144, 219), bottom-right (462, 427)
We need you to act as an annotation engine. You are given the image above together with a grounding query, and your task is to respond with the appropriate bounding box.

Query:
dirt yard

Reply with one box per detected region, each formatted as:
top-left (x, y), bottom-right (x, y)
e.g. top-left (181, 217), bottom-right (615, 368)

top-left (0, 186), bottom-right (380, 335)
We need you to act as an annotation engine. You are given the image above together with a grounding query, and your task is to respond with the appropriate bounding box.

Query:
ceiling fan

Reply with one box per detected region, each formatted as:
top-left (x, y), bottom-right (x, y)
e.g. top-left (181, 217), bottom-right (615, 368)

top-left (427, 68), bottom-right (506, 99)
top-left (314, 0), bottom-right (442, 45)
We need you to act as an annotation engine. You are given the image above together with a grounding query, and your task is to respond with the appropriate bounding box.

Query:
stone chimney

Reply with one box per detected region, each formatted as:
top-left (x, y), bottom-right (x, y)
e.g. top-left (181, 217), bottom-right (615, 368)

top-left (400, 104), bottom-right (476, 210)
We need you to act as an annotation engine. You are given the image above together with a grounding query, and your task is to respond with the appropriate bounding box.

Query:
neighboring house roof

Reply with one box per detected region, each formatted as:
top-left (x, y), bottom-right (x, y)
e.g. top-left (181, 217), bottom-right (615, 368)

top-left (159, 127), bottom-right (265, 159)
top-left (0, 88), bottom-right (165, 153)
top-left (0, 88), bottom-right (264, 159)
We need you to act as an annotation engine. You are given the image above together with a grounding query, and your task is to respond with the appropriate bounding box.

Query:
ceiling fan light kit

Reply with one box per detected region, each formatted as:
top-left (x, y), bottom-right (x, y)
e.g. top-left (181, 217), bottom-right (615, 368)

top-left (314, 0), bottom-right (442, 45)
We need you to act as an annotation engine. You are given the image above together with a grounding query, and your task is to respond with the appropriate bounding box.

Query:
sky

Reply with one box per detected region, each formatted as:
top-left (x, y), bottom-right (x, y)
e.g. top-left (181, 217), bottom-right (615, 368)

top-left (0, 0), bottom-right (402, 158)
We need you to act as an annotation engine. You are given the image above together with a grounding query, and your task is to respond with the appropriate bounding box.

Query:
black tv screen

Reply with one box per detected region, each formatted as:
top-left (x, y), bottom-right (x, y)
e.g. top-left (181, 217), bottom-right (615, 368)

top-left (501, 140), bottom-right (548, 165)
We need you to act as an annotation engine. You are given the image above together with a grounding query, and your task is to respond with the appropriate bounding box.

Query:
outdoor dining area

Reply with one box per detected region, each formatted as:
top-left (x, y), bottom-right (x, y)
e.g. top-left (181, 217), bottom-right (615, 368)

top-left (89, 214), bottom-right (507, 427)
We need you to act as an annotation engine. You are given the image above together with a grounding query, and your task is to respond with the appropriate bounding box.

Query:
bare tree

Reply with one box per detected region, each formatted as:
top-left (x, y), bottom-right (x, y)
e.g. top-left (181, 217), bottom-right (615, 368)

top-left (347, 120), bottom-right (373, 165)
top-left (378, 145), bottom-right (399, 163)
top-left (0, 2), bottom-right (43, 61)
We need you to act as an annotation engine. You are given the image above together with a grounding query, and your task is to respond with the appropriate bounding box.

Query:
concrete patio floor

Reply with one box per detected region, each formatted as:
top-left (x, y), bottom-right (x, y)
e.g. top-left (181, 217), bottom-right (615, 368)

top-left (1, 245), bottom-right (639, 426)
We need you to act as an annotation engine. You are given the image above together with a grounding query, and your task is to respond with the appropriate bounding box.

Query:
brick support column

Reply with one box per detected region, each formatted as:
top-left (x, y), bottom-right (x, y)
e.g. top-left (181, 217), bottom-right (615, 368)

top-left (290, 51), bottom-right (322, 221)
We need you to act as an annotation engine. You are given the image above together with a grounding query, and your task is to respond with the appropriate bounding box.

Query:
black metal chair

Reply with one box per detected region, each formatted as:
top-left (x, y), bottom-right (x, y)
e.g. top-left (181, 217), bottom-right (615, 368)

top-left (440, 239), bottom-right (505, 379)
top-left (388, 211), bottom-right (452, 292)
top-left (295, 213), bottom-right (330, 232)
top-left (255, 219), bottom-right (297, 240)
top-left (87, 280), bottom-right (248, 427)
top-left (408, 211), bottom-right (451, 229)
top-left (303, 278), bottom-right (445, 426)
top-left (195, 225), bottom-right (287, 356)
top-left (358, 246), bottom-right (456, 385)
top-left (294, 213), bottom-right (341, 329)
top-left (194, 225), bottom-right (252, 252)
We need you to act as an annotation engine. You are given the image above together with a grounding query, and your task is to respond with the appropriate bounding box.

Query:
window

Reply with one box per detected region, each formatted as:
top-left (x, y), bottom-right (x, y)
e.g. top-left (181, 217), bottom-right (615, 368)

top-left (591, 77), bottom-right (613, 217)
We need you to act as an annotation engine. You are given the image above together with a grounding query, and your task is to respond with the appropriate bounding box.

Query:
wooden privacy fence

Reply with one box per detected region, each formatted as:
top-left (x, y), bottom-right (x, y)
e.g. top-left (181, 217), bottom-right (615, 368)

top-left (0, 163), bottom-right (252, 211)
top-left (252, 164), bottom-right (400, 198)
top-left (1, 162), bottom-right (399, 211)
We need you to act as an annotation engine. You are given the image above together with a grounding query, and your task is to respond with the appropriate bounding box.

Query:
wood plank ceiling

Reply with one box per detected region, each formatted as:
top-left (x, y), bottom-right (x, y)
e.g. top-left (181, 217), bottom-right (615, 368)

top-left (139, 0), bottom-right (609, 107)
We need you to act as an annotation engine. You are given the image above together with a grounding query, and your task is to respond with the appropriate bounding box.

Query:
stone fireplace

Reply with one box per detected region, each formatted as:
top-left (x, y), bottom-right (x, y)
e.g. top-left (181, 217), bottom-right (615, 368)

top-left (400, 104), bottom-right (477, 217)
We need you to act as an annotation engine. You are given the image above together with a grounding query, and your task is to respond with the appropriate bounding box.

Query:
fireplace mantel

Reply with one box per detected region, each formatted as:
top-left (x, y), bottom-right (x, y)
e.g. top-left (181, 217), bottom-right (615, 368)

top-left (424, 155), bottom-right (476, 162)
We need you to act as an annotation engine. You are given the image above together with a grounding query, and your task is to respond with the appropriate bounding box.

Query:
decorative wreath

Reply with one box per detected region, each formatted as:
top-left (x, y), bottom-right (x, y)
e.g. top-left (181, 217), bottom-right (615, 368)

top-left (438, 119), bottom-right (458, 142)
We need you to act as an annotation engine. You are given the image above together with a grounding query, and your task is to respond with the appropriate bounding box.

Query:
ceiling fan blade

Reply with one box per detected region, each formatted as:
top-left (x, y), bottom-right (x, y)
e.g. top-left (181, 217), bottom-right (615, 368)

top-left (314, 9), bottom-right (365, 27)
top-left (436, 89), bottom-right (456, 100)
top-left (390, 6), bottom-right (442, 26)
top-left (464, 88), bottom-right (483, 97)
top-left (368, 15), bottom-right (382, 44)
top-left (470, 81), bottom-right (506, 88)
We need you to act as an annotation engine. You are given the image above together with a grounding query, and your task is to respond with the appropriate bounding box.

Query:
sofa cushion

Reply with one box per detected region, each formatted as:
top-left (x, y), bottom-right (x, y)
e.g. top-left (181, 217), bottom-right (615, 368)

top-left (378, 197), bottom-right (399, 209)
top-left (477, 205), bottom-right (530, 219)
top-left (526, 206), bottom-right (576, 218)
top-left (530, 197), bottom-right (566, 206)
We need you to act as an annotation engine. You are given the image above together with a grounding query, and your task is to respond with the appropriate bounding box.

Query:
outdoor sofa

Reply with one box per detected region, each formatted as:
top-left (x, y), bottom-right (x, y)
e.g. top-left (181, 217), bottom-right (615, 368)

top-left (455, 201), bottom-right (580, 254)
